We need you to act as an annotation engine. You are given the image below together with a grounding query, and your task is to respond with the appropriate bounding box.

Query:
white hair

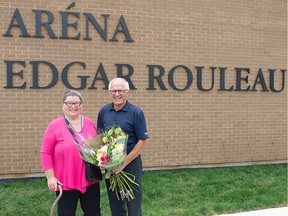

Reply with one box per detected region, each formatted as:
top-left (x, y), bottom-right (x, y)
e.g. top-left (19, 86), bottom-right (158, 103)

top-left (108, 78), bottom-right (130, 91)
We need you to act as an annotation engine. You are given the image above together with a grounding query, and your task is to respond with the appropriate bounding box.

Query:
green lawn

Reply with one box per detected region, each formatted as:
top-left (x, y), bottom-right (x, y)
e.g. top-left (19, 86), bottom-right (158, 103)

top-left (0, 164), bottom-right (287, 216)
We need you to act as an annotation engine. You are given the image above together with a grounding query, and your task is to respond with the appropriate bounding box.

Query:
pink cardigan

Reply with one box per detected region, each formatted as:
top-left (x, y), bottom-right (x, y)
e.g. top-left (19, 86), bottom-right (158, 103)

top-left (41, 115), bottom-right (98, 193)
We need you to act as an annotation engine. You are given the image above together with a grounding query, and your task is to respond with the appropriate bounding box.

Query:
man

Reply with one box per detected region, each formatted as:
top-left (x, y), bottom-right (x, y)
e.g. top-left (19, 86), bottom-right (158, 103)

top-left (97, 77), bottom-right (148, 216)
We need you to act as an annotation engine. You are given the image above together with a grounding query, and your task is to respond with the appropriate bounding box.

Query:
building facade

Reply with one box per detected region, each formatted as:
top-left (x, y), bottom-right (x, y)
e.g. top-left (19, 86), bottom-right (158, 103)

top-left (0, 0), bottom-right (287, 178)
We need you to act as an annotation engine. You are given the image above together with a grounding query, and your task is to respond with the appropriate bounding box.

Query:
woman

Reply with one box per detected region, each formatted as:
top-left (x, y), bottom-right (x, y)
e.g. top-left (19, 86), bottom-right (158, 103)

top-left (41, 90), bottom-right (101, 216)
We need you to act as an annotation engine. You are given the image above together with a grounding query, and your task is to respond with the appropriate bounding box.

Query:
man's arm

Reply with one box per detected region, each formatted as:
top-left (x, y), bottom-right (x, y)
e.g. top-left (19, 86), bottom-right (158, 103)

top-left (115, 139), bottom-right (148, 173)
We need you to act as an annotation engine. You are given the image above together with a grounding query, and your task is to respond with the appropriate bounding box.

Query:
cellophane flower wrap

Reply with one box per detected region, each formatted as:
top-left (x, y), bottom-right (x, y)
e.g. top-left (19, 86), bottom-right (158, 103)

top-left (77, 125), bottom-right (139, 200)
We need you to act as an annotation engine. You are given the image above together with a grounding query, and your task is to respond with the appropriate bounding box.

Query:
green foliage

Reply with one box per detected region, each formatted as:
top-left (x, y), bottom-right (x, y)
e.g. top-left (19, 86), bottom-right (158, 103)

top-left (0, 164), bottom-right (286, 216)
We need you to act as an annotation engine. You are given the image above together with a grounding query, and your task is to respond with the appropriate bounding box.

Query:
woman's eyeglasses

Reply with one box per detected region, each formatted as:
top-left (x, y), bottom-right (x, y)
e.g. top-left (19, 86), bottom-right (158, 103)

top-left (63, 101), bottom-right (82, 107)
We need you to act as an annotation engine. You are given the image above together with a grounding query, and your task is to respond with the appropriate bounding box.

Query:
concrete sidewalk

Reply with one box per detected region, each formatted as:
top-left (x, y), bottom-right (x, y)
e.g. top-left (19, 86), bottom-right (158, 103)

top-left (217, 207), bottom-right (288, 216)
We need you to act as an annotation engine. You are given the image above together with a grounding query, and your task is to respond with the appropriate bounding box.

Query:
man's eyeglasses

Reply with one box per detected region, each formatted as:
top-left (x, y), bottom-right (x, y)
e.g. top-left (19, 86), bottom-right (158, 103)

top-left (63, 101), bottom-right (82, 107)
top-left (110, 89), bottom-right (127, 95)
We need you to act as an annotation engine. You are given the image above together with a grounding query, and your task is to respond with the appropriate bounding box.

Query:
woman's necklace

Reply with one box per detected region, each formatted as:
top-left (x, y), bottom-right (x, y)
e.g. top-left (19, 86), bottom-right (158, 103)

top-left (65, 115), bottom-right (83, 133)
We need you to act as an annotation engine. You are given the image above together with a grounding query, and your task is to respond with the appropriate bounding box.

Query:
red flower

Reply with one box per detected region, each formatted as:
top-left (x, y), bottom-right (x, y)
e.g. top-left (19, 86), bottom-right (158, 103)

top-left (99, 155), bottom-right (110, 165)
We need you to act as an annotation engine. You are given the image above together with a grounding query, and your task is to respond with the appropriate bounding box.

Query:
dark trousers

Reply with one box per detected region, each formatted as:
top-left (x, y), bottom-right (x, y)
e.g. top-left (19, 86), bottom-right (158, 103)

top-left (105, 155), bottom-right (143, 216)
top-left (56, 183), bottom-right (101, 216)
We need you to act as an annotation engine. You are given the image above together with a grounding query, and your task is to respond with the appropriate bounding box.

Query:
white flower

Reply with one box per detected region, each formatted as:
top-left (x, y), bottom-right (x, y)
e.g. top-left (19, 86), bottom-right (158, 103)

top-left (112, 144), bottom-right (124, 155)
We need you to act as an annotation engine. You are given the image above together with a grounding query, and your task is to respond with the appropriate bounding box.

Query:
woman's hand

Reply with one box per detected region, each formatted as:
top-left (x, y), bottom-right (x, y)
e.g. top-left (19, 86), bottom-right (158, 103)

top-left (47, 176), bottom-right (63, 191)
top-left (44, 169), bottom-right (63, 191)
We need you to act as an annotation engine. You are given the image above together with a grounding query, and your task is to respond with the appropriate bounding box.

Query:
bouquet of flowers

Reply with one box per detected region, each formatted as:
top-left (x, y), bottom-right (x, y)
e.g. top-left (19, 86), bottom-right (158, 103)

top-left (77, 125), bottom-right (139, 200)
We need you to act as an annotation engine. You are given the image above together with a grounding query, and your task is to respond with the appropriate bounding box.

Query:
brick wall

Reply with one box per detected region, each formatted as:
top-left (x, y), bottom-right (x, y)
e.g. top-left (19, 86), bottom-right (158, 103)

top-left (0, 0), bottom-right (287, 177)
